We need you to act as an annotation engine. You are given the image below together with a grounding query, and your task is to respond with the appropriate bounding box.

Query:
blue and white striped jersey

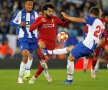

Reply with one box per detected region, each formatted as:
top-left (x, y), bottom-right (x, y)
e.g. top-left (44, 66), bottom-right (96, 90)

top-left (83, 17), bottom-right (105, 51)
top-left (10, 9), bottom-right (38, 41)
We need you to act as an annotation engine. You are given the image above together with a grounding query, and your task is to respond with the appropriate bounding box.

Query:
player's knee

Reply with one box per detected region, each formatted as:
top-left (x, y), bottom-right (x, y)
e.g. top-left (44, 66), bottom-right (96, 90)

top-left (22, 56), bottom-right (28, 63)
top-left (45, 55), bottom-right (49, 61)
top-left (28, 53), bottom-right (33, 60)
top-left (38, 41), bottom-right (46, 48)
top-left (22, 49), bottom-right (29, 63)
top-left (67, 53), bottom-right (75, 61)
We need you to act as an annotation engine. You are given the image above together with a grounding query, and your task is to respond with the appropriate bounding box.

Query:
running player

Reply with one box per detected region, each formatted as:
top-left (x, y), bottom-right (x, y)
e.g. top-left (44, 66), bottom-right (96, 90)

top-left (10, 0), bottom-right (38, 84)
top-left (28, 2), bottom-right (69, 84)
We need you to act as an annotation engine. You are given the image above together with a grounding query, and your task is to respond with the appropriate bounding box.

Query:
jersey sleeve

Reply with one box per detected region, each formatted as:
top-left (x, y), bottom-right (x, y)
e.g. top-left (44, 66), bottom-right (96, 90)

top-left (34, 11), bottom-right (38, 19)
top-left (9, 10), bottom-right (21, 26)
top-left (85, 17), bottom-right (97, 26)
top-left (30, 17), bottom-right (42, 32)
top-left (55, 16), bottom-right (69, 27)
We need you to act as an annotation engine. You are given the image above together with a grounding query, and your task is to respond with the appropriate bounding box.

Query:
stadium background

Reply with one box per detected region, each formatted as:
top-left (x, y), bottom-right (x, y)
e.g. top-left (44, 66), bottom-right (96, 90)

top-left (0, 0), bottom-right (108, 69)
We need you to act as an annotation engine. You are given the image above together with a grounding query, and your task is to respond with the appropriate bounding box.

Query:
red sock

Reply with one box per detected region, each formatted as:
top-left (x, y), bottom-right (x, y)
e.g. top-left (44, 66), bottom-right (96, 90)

top-left (92, 60), bottom-right (97, 70)
top-left (34, 65), bottom-right (44, 78)
top-left (105, 53), bottom-right (108, 64)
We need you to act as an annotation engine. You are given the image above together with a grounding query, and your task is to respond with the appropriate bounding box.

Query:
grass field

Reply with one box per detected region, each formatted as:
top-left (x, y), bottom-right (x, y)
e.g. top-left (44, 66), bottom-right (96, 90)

top-left (0, 69), bottom-right (108, 90)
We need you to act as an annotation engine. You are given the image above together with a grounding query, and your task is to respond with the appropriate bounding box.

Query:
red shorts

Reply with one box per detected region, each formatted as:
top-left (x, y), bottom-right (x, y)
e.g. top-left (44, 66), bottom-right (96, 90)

top-left (38, 37), bottom-right (56, 50)
top-left (94, 48), bottom-right (101, 56)
top-left (94, 42), bottom-right (108, 56)
top-left (37, 37), bottom-right (56, 61)
top-left (102, 42), bottom-right (108, 49)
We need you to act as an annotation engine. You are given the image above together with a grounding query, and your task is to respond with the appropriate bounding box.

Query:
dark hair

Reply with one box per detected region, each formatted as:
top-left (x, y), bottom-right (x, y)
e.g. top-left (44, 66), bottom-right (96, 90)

top-left (42, 2), bottom-right (55, 11)
top-left (89, 7), bottom-right (99, 17)
top-left (24, 0), bottom-right (33, 3)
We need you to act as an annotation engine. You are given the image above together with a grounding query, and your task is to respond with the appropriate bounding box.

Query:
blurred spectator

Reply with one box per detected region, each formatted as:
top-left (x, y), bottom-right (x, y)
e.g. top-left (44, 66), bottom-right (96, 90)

top-left (0, 39), bottom-right (13, 59)
top-left (68, 23), bottom-right (78, 37)
top-left (12, 1), bottom-right (19, 13)
top-left (0, 0), bottom-right (107, 36)
top-left (0, 0), bottom-right (108, 60)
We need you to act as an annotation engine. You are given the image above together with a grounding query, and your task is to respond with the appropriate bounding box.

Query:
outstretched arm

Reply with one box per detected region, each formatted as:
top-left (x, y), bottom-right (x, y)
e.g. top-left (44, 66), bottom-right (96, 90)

top-left (55, 16), bottom-right (69, 27)
top-left (61, 12), bottom-right (86, 23)
top-left (30, 17), bottom-right (46, 32)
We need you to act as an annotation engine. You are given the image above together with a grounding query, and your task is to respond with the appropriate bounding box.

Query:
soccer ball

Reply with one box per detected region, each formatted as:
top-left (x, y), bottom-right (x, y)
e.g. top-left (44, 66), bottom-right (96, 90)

top-left (57, 32), bottom-right (68, 42)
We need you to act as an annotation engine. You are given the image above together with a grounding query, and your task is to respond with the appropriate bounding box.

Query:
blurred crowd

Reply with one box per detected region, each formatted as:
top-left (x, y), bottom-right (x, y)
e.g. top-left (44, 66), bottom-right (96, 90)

top-left (0, 0), bottom-right (108, 36)
top-left (0, 0), bottom-right (108, 60)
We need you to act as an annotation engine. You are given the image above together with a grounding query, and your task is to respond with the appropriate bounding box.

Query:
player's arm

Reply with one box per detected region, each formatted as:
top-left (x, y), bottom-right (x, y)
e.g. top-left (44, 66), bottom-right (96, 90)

top-left (61, 12), bottom-right (86, 23)
top-left (30, 17), bottom-right (44, 32)
top-left (55, 16), bottom-right (69, 27)
top-left (10, 11), bottom-right (21, 26)
top-left (10, 11), bottom-right (26, 27)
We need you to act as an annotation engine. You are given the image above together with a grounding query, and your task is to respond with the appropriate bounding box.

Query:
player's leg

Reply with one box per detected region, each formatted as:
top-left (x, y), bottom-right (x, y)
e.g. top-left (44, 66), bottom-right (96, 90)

top-left (29, 40), bottom-right (51, 84)
top-left (104, 45), bottom-right (108, 68)
top-left (91, 59), bottom-right (97, 78)
top-left (17, 41), bottom-right (30, 84)
top-left (29, 56), bottom-right (52, 84)
top-left (24, 42), bottom-right (38, 80)
top-left (83, 56), bottom-right (88, 73)
top-left (18, 49), bottom-right (29, 84)
top-left (64, 44), bottom-right (79, 84)
top-left (64, 52), bottom-right (75, 84)
top-left (23, 53), bottom-right (33, 80)
top-left (91, 49), bottom-right (100, 78)
top-left (37, 40), bottom-right (49, 70)
top-left (94, 59), bottom-right (99, 71)
top-left (48, 46), bottom-right (74, 55)
top-left (64, 42), bottom-right (93, 84)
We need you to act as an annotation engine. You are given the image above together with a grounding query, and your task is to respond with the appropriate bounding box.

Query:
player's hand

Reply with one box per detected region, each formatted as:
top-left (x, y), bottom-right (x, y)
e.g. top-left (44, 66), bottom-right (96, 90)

top-left (19, 22), bottom-right (26, 27)
top-left (61, 12), bottom-right (69, 22)
top-left (61, 12), bottom-right (67, 18)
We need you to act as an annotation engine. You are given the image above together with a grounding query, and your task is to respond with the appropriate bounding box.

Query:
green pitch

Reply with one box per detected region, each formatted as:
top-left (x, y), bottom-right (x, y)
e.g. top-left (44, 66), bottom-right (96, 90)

top-left (0, 69), bottom-right (108, 90)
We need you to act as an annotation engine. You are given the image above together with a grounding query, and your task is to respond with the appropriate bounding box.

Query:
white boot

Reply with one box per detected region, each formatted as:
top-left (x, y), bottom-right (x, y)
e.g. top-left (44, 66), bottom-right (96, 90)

top-left (43, 70), bottom-right (52, 82)
top-left (91, 68), bottom-right (96, 79)
top-left (28, 76), bottom-right (36, 84)
top-left (18, 77), bottom-right (23, 84)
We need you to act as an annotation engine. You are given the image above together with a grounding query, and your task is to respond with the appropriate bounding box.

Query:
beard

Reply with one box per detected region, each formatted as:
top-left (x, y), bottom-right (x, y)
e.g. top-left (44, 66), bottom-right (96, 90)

top-left (46, 14), bottom-right (52, 18)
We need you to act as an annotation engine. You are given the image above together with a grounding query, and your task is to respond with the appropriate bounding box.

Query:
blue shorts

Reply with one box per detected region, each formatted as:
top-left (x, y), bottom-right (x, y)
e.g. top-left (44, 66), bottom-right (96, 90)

top-left (65, 36), bottom-right (78, 47)
top-left (19, 40), bottom-right (38, 54)
top-left (71, 42), bottom-right (93, 59)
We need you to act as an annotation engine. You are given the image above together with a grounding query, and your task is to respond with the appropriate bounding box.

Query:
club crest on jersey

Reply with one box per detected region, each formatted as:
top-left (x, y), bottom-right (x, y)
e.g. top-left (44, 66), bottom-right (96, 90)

top-left (31, 15), bottom-right (34, 20)
top-left (20, 45), bottom-right (23, 49)
top-left (23, 16), bottom-right (25, 18)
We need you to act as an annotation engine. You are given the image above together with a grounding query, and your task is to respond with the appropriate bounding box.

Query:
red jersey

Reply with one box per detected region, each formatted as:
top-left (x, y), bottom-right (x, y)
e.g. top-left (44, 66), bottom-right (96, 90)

top-left (83, 24), bottom-right (88, 33)
top-left (30, 16), bottom-right (68, 42)
top-left (101, 18), bottom-right (108, 44)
